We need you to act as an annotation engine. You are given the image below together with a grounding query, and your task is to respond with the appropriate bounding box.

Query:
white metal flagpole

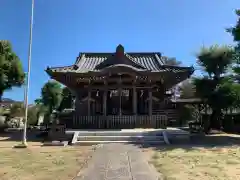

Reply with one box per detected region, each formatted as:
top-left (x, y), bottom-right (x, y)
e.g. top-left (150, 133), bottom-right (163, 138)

top-left (22, 0), bottom-right (35, 147)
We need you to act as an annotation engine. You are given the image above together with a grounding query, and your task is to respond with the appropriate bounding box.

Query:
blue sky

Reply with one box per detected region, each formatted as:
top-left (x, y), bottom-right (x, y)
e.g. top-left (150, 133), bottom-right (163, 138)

top-left (0, 0), bottom-right (239, 103)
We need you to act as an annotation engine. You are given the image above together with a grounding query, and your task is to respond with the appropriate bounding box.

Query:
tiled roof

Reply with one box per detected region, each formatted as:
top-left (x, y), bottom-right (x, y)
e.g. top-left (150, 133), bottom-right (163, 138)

top-left (47, 52), bottom-right (194, 74)
top-left (77, 53), bottom-right (164, 72)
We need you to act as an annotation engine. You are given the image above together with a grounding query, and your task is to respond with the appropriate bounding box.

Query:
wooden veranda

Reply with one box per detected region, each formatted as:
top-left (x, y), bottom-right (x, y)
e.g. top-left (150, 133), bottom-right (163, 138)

top-left (60, 114), bottom-right (168, 129)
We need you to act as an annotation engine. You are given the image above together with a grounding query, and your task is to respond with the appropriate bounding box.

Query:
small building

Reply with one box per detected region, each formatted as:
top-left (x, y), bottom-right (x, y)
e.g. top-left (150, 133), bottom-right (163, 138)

top-left (46, 45), bottom-right (194, 129)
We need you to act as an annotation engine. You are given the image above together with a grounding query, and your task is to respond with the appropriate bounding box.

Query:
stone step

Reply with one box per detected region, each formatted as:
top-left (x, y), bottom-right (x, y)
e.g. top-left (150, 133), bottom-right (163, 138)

top-left (77, 135), bottom-right (164, 142)
top-left (76, 131), bottom-right (163, 137)
top-left (73, 140), bottom-right (165, 145)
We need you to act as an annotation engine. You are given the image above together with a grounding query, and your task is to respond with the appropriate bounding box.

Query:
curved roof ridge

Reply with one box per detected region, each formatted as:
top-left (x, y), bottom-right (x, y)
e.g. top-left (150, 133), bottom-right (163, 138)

top-left (76, 52), bottom-right (161, 58)
top-left (95, 53), bottom-right (147, 70)
top-left (102, 63), bottom-right (148, 71)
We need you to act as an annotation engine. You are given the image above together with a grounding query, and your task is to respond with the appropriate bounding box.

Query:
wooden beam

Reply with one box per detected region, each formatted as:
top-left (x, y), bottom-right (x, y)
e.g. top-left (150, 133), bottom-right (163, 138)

top-left (85, 85), bottom-right (156, 90)
top-left (87, 91), bottom-right (91, 115)
top-left (103, 90), bottom-right (107, 116)
top-left (133, 87), bottom-right (137, 115)
top-left (148, 89), bottom-right (152, 116)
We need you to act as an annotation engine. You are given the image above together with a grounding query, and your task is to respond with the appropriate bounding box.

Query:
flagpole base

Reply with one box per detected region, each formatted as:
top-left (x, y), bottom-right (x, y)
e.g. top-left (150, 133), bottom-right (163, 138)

top-left (14, 142), bottom-right (28, 148)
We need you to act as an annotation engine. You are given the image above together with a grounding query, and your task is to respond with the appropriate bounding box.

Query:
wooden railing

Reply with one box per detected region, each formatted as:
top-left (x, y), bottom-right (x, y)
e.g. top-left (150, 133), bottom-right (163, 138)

top-left (69, 115), bottom-right (168, 129)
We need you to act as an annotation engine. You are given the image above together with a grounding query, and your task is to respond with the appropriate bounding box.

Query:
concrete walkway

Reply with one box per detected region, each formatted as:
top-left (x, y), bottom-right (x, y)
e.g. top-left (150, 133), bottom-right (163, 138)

top-left (74, 143), bottom-right (159, 180)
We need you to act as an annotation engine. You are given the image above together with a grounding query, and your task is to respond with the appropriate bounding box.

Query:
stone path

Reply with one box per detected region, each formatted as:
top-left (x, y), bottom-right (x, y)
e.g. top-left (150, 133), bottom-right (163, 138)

top-left (74, 143), bottom-right (159, 180)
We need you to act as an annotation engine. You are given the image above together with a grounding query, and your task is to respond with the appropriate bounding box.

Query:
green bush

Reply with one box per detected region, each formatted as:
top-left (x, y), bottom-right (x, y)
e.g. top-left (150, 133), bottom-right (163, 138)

top-left (222, 115), bottom-right (235, 132)
top-left (0, 116), bottom-right (7, 132)
top-left (179, 105), bottom-right (194, 125)
top-left (27, 107), bottom-right (39, 126)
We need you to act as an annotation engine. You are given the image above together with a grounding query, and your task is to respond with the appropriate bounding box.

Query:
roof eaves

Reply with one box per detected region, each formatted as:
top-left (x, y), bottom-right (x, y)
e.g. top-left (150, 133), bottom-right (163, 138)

top-left (45, 65), bottom-right (75, 73)
top-left (161, 65), bottom-right (194, 71)
top-left (74, 53), bottom-right (83, 65)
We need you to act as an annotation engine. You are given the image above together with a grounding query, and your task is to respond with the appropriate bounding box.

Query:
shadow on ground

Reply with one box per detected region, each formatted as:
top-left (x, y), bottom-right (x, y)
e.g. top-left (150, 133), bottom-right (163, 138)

top-left (128, 133), bottom-right (240, 152)
top-left (0, 129), bottom-right (44, 143)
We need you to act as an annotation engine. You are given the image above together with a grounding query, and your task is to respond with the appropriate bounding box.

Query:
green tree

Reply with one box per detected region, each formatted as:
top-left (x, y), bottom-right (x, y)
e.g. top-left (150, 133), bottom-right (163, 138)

top-left (178, 79), bottom-right (201, 126)
top-left (227, 9), bottom-right (240, 75)
top-left (41, 80), bottom-right (62, 114)
top-left (9, 103), bottom-right (25, 118)
top-left (34, 98), bottom-right (43, 105)
top-left (58, 87), bottom-right (73, 111)
top-left (162, 56), bottom-right (181, 66)
top-left (194, 45), bottom-right (236, 132)
top-left (34, 98), bottom-right (48, 114)
top-left (9, 103), bottom-right (41, 126)
top-left (224, 9), bottom-right (240, 109)
top-left (179, 79), bottom-right (196, 99)
top-left (227, 9), bottom-right (240, 42)
top-left (0, 41), bottom-right (25, 101)
top-left (27, 106), bottom-right (39, 125)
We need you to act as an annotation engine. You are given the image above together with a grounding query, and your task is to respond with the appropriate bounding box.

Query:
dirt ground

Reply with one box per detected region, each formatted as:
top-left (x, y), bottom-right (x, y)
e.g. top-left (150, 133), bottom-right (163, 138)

top-left (143, 134), bottom-right (240, 180)
top-left (0, 136), bottom-right (94, 180)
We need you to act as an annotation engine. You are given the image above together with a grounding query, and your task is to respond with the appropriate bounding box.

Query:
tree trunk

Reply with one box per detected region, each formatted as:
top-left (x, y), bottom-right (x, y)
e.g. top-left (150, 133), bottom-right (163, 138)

top-left (49, 106), bottom-right (53, 115)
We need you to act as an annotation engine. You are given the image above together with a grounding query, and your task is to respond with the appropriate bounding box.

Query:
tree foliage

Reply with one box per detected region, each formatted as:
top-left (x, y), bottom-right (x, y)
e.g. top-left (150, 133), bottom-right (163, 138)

top-left (27, 106), bottom-right (40, 125)
top-left (9, 103), bottom-right (41, 125)
top-left (0, 41), bottom-right (25, 100)
top-left (58, 87), bottom-right (73, 111)
top-left (41, 80), bottom-right (62, 114)
top-left (162, 56), bottom-right (181, 66)
top-left (227, 9), bottom-right (240, 42)
top-left (224, 9), bottom-right (240, 107)
top-left (197, 45), bottom-right (235, 78)
top-left (227, 9), bottom-right (240, 75)
top-left (9, 103), bottom-right (25, 118)
top-left (34, 98), bottom-right (48, 114)
top-left (194, 45), bottom-right (236, 131)
top-left (179, 79), bottom-right (196, 99)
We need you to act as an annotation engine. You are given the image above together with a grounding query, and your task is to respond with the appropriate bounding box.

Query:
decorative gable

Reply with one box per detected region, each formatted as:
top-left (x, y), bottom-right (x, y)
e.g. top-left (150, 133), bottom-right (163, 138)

top-left (95, 44), bottom-right (146, 70)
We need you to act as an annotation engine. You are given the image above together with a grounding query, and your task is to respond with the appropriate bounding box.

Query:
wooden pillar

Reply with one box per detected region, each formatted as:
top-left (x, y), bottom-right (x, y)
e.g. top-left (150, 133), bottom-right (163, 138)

top-left (148, 89), bottom-right (152, 116)
top-left (103, 89), bottom-right (107, 116)
top-left (88, 91), bottom-right (91, 116)
top-left (133, 87), bottom-right (137, 115)
top-left (119, 88), bottom-right (122, 115)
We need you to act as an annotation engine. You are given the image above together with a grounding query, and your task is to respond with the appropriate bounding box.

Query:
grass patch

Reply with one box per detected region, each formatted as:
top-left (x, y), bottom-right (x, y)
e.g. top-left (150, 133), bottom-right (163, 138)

top-left (148, 138), bottom-right (240, 180)
top-left (0, 136), bottom-right (94, 180)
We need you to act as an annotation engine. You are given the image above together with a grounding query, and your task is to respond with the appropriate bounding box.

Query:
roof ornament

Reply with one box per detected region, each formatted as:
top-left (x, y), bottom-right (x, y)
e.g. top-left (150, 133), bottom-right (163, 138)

top-left (73, 64), bottom-right (78, 70)
top-left (116, 44), bottom-right (124, 57)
